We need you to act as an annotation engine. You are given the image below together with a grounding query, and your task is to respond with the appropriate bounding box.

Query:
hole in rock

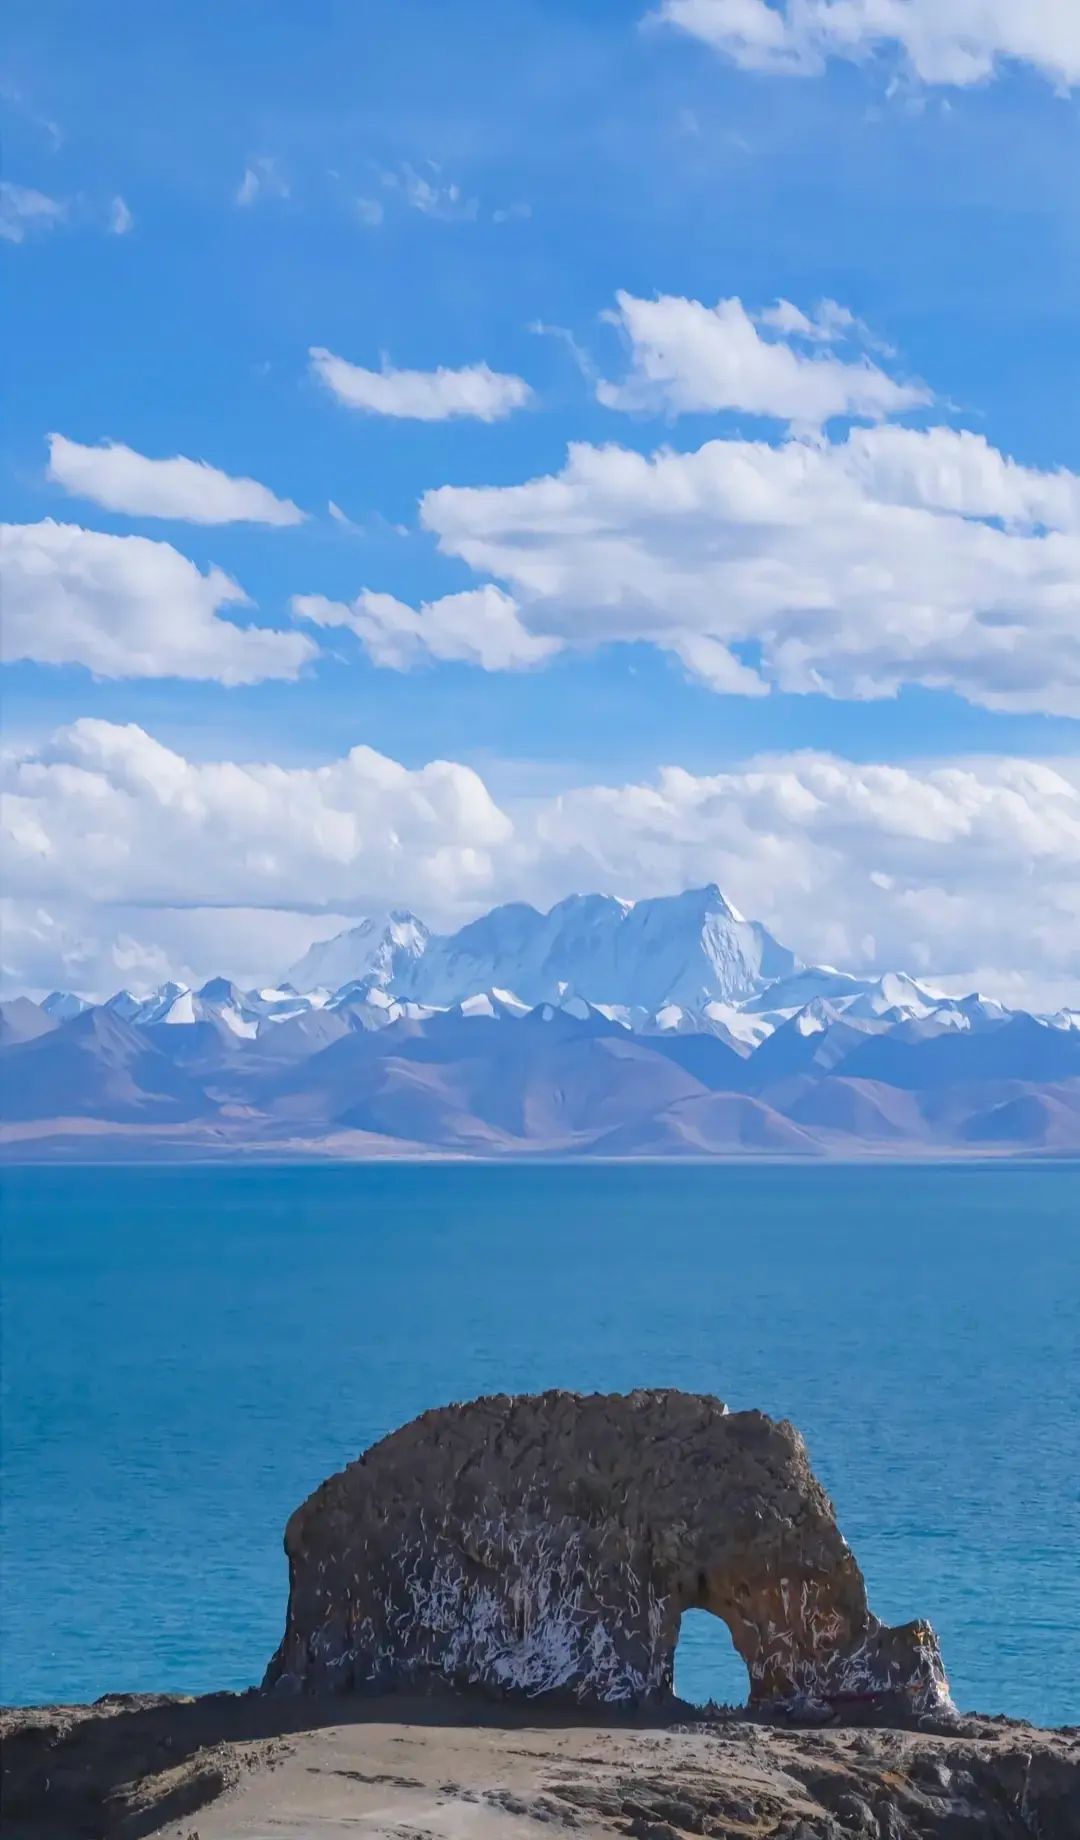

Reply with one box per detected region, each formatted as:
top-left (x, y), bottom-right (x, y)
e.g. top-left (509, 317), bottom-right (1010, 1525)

top-left (673, 1608), bottom-right (749, 1709)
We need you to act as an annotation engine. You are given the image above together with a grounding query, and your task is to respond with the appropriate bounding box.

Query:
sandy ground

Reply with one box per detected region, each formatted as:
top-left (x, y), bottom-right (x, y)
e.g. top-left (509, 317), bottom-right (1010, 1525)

top-left (152, 1714), bottom-right (1080, 1840)
top-left (159, 1714), bottom-right (720, 1839)
top-left (5, 1692), bottom-right (1077, 1839)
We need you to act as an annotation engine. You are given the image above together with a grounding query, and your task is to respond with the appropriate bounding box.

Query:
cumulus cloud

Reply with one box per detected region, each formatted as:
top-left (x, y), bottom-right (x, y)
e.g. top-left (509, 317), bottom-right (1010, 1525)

top-left (418, 423), bottom-right (1080, 714)
top-left (598, 291), bottom-right (928, 426)
top-left (235, 157), bottom-right (290, 206)
top-left (46, 434), bottom-right (305, 526)
top-left (0, 521), bottom-right (317, 682)
top-left (309, 346), bottom-right (532, 421)
top-left (3, 721), bottom-right (1078, 1001)
top-left (2, 719), bottom-right (512, 916)
top-left (654, 0), bottom-right (1080, 89)
top-left (530, 754), bottom-right (1080, 994)
top-left (844, 424), bottom-right (1080, 530)
top-left (293, 585), bottom-right (562, 671)
top-left (0, 180), bottom-right (66, 243)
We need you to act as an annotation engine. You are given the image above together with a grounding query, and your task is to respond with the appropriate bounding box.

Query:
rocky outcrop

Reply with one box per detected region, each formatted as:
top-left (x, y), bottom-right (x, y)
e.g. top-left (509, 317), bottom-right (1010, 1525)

top-left (264, 1389), bottom-right (952, 1715)
top-left (5, 1694), bottom-right (1078, 1839)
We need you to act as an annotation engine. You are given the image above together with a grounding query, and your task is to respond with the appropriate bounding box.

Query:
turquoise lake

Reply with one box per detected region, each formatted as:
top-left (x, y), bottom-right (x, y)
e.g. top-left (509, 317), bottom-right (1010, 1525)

top-left (1, 1162), bottom-right (1077, 1723)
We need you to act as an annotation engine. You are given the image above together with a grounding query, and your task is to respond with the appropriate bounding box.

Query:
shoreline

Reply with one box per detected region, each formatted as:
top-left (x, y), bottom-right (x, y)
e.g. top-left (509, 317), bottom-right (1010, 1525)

top-left (4, 1138), bottom-right (1080, 1166)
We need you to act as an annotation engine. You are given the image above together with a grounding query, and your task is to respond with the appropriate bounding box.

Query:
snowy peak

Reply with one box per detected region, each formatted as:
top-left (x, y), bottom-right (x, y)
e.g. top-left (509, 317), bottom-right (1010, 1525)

top-left (26, 891), bottom-right (1072, 1062)
top-left (104, 985), bottom-right (180, 1024)
top-left (41, 990), bottom-right (92, 1022)
top-left (596, 887), bottom-right (797, 1009)
top-left (283, 886), bottom-right (797, 1011)
top-left (286, 910), bottom-right (429, 994)
top-left (648, 882), bottom-right (744, 925)
top-left (841, 972), bottom-right (944, 1021)
top-left (197, 977), bottom-right (245, 1006)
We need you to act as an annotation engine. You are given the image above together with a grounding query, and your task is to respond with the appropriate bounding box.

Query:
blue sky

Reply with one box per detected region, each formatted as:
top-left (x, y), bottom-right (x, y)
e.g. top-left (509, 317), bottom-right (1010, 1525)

top-left (3, 1), bottom-right (1079, 999)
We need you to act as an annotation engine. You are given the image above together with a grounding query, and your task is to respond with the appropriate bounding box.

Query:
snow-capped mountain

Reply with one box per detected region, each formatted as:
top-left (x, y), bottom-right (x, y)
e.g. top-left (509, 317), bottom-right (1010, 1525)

top-left (41, 990), bottom-right (92, 1022)
top-left (287, 911), bottom-right (429, 996)
top-left (5, 885), bottom-right (1078, 1160)
top-left (5, 972), bottom-right (1079, 1159)
top-left (286, 885), bottom-right (800, 1011)
top-left (102, 979), bottom-right (263, 1037)
top-left (409, 893), bottom-right (633, 1008)
top-left (32, 886), bottom-right (1077, 1058)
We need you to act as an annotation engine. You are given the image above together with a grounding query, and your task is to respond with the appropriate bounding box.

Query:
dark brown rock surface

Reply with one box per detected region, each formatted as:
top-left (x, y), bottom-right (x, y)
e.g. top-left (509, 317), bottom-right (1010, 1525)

top-left (264, 1389), bottom-right (951, 1715)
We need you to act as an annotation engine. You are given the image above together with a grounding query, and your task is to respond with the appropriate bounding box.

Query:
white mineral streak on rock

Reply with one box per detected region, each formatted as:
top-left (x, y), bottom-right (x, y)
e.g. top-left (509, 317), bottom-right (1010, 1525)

top-left (336, 1519), bottom-right (669, 1701)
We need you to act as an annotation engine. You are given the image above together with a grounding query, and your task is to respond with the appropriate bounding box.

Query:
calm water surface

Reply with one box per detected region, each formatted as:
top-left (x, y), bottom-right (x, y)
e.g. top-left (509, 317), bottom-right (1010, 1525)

top-left (1, 1162), bottom-right (1077, 1722)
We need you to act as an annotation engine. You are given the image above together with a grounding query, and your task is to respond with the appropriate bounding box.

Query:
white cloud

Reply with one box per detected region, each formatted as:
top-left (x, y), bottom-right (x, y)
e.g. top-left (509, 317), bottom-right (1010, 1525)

top-left (0, 898), bottom-right (175, 1001)
top-left (757, 297), bottom-right (893, 355)
top-left (0, 180), bottom-right (65, 243)
top-left (383, 162), bottom-right (479, 222)
top-left (235, 157), bottom-right (290, 206)
top-left (419, 422), bottom-right (1080, 714)
top-left (844, 424), bottom-right (1080, 530)
top-left (309, 346), bottom-right (532, 421)
top-left (3, 721), bottom-right (1078, 1001)
top-left (529, 753), bottom-right (1080, 994)
top-left (2, 720), bottom-right (511, 917)
top-left (529, 319), bottom-right (598, 382)
top-left (47, 434), bottom-right (305, 527)
top-left (666, 632), bottom-right (770, 696)
top-left (655, 0), bottom-right (1080, 89)
top-left (0, 899), bottom-right (360, 1001)
top-left (293, 585), bottom-right (562, 671)
top-left (598, 291), bottom-right (927, 426)
top-left (0, 521), bottom-right (317, 682)
top-left (108, 195), bottom-right (134, 235)
top-left (1, 183), bottom-right (139, 245)
top-left (355, 195), bottom-right (384, 227)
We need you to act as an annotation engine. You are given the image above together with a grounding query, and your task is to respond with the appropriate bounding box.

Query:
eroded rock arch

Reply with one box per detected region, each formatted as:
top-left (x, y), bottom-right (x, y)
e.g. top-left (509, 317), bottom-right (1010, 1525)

top-left (264, 1389), bottom-right (950, 1716)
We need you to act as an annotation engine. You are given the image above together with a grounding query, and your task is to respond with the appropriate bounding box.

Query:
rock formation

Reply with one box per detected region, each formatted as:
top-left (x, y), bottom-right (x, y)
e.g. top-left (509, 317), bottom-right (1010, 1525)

top-left (6, 1694), bottom-right (1078, 1838)
top-left (264, 1389), bottom-right (952, 1715)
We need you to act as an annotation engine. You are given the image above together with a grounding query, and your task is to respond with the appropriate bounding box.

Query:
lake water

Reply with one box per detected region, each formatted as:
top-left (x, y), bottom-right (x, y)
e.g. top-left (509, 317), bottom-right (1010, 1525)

top-left (1, 1162), bottom-right (1078, 1723)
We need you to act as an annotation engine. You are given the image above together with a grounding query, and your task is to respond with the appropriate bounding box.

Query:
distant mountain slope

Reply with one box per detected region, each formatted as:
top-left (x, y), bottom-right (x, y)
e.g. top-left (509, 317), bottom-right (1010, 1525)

top-left (644, 1030), bottom-right (753, 1090)
top-left (0, 1007), bottom-right (210, 1123)
top-left (41, 991), bottom-right (92, 1022)
top-left (841, 1013), bottom-right (1080, 1089)
top-left (773, 1076), bottom-right (930, 1144)
top-left (738, 1006), bottom-right (885, 1093)
top-left (589, 1091), bottom-right (820, 1157)
top-left (0, 997), bottom-right (58, 1048)
top-left (259, 1009), bottom-right (704, 1147)
top-left (958, 1086), bottom-right (1080, 1149)
top-left (3, 883), bottom-right (1077, 1160)
top-left (3, 995), bottom-right (1077, 1159)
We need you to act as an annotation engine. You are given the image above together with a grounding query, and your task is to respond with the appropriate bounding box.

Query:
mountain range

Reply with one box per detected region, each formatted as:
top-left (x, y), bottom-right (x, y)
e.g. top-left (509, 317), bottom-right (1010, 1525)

top-left (285, 885), bottom-right (799, 1011)
top-left (2, 885), bottom-right (1078, 1160)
